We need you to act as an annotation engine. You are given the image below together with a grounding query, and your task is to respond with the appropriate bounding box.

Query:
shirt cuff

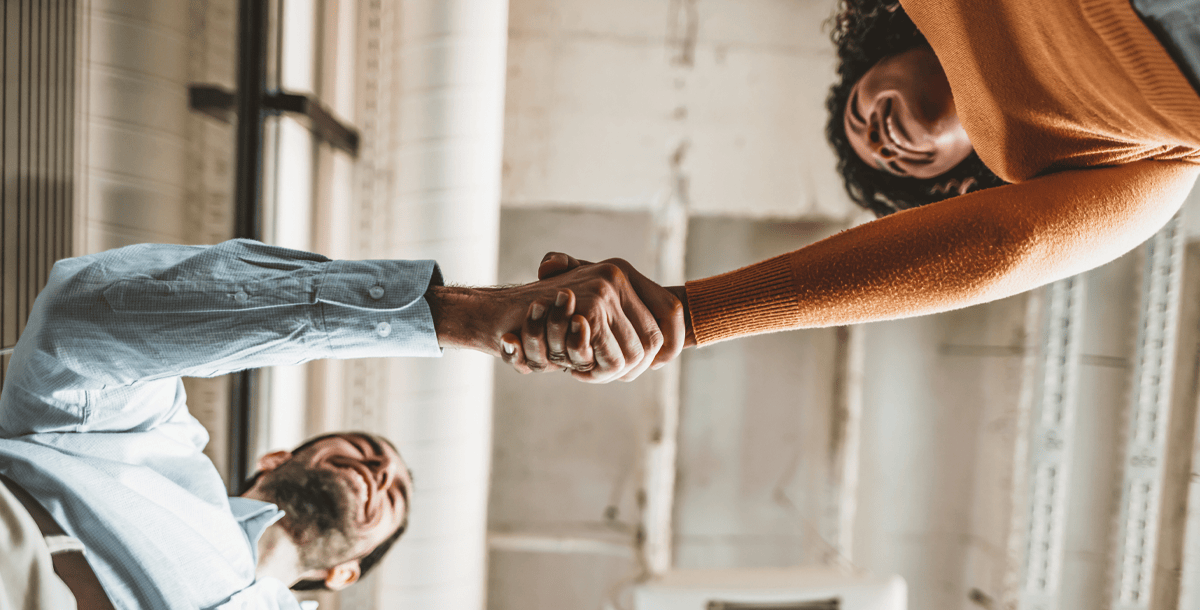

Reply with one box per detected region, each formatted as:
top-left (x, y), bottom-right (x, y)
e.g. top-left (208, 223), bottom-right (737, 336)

top-left (316, 259), bottom-right (444, 358)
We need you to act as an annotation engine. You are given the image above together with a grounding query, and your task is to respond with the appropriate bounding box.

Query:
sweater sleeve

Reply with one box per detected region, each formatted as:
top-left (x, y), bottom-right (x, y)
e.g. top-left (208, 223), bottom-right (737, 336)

top-left (684, 160), bottom-right (1200, 345)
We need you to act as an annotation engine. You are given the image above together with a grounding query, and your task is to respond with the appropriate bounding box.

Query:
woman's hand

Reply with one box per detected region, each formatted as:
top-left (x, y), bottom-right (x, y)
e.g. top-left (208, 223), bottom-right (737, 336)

top-left (499, 253), bottom-right (694, 382)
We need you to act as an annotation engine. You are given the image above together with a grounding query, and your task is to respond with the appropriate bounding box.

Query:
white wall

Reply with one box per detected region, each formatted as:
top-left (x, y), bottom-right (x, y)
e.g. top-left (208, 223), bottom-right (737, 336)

top-left (502, 0), bottom-right (855, 220)
top-left (674, 218), bottom-right (844, 570)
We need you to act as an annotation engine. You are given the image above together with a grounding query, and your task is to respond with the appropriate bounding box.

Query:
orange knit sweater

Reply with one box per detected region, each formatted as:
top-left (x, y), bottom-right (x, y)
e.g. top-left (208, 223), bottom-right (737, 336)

top-left (684, 0), bottom-right (1200, 345)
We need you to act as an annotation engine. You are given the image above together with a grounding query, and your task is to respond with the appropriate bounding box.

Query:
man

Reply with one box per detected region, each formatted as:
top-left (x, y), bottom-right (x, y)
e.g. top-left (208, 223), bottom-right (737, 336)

top-left (0, 239), bottom-right (682, 610)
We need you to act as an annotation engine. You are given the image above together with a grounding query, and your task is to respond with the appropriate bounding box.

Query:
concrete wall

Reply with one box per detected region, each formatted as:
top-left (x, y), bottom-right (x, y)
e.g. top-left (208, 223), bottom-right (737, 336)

top-left (489, 208), bottom-right (660, 610)
top-left (853, 294), bottom-right (1032, 610)
top-left (674, 218), bottom-right (843, 570)
top-left (502, 0), bottom-right (855, 220)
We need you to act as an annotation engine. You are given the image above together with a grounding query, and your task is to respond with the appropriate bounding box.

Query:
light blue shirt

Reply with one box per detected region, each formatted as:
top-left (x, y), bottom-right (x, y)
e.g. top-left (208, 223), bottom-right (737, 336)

top-left (0, 240), bottom-right (443, 610)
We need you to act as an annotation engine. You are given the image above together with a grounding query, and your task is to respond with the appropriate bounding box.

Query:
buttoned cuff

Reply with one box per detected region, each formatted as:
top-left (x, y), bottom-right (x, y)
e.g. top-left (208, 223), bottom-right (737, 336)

top-left (316, 259), bottom-right (444, 358)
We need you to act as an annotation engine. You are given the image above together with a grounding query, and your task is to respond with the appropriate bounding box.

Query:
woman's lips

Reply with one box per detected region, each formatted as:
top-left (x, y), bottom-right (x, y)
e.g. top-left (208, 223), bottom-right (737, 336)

top-left (880, 99), bottom-right (932, 159)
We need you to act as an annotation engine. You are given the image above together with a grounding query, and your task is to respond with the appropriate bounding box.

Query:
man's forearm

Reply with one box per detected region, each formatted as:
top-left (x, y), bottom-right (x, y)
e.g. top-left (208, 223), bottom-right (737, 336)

top-left (17, 240), bottom-right (443, 389)
top-left (426, 285), bottom-right (520, 355)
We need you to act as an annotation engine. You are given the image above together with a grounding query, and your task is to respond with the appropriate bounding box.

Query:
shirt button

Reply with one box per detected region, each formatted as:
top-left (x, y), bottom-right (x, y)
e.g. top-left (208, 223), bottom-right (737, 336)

top-left (376, 321), bottom-right (392, 337)
top-left (369, 286), bottom-right (385, 300)
top-left (233, 291), bottom-right (249, 303)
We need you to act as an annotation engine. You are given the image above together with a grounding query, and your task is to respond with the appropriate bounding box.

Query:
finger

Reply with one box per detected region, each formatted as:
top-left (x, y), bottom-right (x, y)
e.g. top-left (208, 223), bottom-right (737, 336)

top-left (595, 259), bottom-right (682, 371)
top-left (545, 290), bottom-right (575, 367)
top-left (566, 314), bottom-right (594, 374)
top-left (537, 252), bottom-right (579, 280)
top-left (609, 307), bottom-right (655, 383)
top-left (601, 280), bottom-right (661, 382)
top-left (578, 317), bottom-right (628, 383)
top-left (650, 292), bottom-right (685, 370)
top-left (521, 301), bottom-right (553, 372)
top-left (537, 253), bottom-right (593, 280)
top-left (500, 333), bottom-right (535, 375)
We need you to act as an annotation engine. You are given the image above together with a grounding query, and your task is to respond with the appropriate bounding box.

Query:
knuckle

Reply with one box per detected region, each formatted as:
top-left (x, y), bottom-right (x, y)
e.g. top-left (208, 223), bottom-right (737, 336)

top-left (593, 262), bottom-right (625, 283)
top-left (610, 356), bottom-right (627, 372)
top-left (665, 297), bottom-right (684, 318)
top-left (646, 328), bottom-right (665, 351)
top-left (628, 341), bottom-right (645, 360)
top-left (600, 257), bottom-right (631, 269)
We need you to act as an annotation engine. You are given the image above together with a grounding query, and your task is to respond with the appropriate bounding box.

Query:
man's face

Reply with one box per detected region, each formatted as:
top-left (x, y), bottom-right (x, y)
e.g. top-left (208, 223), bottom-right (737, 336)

top-left (293, 433), bottom-right (412, 556)
top-left (255, 432), bottom-right (412, 570)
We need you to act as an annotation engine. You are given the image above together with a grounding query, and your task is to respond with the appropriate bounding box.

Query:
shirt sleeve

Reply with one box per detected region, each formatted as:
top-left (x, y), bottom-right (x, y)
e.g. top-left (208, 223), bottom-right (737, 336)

top-left (684, 160), bottom-right (1200, 344)
top-left (0, 239), bottom-right (443, 435)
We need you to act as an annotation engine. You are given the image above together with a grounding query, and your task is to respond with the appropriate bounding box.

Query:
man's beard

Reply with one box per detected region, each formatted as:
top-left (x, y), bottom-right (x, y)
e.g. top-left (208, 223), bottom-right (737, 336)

top-left (260, 462), bottom-right (360, 570)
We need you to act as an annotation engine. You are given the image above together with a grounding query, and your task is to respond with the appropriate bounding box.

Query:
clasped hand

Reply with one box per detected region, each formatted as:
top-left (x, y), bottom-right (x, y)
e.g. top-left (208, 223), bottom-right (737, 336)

top-left (499, 253), bottom-right (693, 383)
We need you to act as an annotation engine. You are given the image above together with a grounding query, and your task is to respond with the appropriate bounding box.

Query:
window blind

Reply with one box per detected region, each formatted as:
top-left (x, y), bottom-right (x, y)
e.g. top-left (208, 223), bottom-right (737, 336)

top-left (1, 0), bottom-right (76, 385)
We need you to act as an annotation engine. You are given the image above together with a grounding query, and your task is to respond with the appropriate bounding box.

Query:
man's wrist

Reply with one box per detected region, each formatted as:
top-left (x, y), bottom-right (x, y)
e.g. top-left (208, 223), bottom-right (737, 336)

top-left (426, 284), bottom-right (524, 355)
top-left (427, 285), bottom-right (483, 352)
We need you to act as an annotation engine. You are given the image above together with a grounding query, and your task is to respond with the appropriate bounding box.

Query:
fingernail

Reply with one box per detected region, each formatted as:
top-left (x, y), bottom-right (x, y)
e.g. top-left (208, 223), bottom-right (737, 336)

top-left (555, 291), bottom-right (568, 307)
top-left (531, 303), bottom-right (545, 320)
top-left (570, 320), bottom-right (581, 333)
top-left (503, 342), bottom-right (515, 354)
top-left (652, 362), bottom-right (664, 370)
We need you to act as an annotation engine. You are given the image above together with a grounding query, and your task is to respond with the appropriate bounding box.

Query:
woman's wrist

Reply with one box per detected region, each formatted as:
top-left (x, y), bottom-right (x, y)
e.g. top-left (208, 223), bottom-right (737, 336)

top-left (666, 285), bottom-right (696, 348)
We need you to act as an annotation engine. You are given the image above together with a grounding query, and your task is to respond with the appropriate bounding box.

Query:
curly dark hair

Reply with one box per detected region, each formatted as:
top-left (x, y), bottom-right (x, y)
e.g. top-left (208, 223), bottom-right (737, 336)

top-left (824, 0), bottom-right (1006, 216)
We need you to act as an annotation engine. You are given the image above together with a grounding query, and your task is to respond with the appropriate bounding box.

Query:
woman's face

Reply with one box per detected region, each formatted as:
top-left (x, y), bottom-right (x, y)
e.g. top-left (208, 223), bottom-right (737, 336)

top-left (843, 46), bottom-right (973, 179)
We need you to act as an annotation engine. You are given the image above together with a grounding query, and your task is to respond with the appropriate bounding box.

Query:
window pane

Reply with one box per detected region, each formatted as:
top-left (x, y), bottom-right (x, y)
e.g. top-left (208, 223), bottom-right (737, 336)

top-left (279, 0), bottom-right (316, 95)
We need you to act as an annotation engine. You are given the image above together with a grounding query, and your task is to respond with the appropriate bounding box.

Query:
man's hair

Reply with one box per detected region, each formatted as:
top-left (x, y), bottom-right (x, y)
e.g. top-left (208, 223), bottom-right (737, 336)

top-left (241, 432), bottom-right (411, 591)
top-left (824, 0), bottom-right (1007, 216)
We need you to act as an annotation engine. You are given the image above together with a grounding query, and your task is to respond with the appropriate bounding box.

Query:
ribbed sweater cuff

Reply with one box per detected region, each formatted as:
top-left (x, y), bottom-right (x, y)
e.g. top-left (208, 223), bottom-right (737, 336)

top-left (1081, 0), bottom-right (1200, 127)
top-left (684, 254), bottom-right (801, 346)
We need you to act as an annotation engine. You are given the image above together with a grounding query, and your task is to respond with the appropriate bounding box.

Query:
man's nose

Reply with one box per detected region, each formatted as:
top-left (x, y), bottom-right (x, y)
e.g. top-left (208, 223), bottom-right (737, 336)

top-left (368, 455), bottom-right (398, 488)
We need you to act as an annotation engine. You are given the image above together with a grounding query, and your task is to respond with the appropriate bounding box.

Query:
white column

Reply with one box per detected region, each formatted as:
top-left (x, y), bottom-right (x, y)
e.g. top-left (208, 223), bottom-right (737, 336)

top-left (1016, 277), bottom-right (1086, 610)
top-left (1109, 216), bottom-right (1185, 610)
top-left (342, 1), bottom-right (509, 608)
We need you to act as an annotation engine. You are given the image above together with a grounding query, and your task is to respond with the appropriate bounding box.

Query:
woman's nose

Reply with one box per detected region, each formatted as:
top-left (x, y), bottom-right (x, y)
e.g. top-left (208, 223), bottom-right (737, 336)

top-left (867, 128), bottom-right (895, 159)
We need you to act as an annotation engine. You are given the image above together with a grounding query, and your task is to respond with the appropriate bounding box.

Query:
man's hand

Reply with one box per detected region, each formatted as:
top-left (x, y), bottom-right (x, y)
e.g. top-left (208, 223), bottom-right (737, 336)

top-left (499, 253), bottom-right (694, 381)
top-left (426, 261), bottom-right (679, 383)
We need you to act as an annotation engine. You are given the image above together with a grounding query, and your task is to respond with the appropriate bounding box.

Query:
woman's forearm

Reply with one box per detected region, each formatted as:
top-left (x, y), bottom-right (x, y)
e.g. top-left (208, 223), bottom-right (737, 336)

top-left (684, 160), bottom-right (1198, 345)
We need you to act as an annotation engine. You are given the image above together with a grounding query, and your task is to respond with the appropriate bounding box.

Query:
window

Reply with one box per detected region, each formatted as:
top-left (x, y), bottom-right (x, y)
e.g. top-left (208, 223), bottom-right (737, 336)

top-left (1, 0), bottom-right (78, 384)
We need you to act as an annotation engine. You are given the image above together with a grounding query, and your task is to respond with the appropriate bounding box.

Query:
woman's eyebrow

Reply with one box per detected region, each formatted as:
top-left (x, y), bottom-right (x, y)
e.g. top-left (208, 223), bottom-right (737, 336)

top-left (876, 158), bottom-right (906, 176)
top-left (848, 89), bottom-right (866, 125)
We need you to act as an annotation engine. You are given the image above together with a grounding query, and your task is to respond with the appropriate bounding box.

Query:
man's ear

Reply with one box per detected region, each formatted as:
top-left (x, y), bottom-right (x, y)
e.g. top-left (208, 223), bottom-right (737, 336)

top-left (323, 561), bottom-right (361, 590)
top-left (256, 450), bottom-right (292, 473)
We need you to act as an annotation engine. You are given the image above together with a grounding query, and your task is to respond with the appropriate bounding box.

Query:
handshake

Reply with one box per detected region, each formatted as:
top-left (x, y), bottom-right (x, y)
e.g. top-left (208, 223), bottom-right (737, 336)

top-left (428, 252), bottom-right (696, 383)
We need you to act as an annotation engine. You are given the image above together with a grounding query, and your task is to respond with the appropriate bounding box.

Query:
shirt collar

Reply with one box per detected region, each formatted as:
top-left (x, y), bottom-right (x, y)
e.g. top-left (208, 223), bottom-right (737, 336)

top-left (228, 496), bottom-right (285, 567)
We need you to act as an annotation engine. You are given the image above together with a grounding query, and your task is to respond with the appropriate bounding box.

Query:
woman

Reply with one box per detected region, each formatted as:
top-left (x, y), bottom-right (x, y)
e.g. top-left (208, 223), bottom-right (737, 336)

top-left (502, 0), bottom-right (1200, 382)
